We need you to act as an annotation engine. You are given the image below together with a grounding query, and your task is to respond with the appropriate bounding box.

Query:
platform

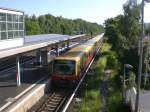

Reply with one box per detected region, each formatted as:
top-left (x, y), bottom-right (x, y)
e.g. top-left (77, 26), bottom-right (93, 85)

top-left (0, 60), bottom-right (49, 111)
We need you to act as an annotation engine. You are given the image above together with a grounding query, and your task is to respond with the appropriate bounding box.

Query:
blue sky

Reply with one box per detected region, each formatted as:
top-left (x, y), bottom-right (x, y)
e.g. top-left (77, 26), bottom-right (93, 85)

top-left (0, 0), bottom-right (150, 24)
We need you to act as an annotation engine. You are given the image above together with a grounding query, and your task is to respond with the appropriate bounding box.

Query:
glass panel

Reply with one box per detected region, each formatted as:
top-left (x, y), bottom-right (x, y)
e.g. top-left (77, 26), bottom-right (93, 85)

top-left (8, 31), bottom-right (13, 39)
top-left (12, 23), bottom-right (15, 30)
top-left (0, 22), bottom-right (6, 31)
top-left (7, 23), bottom-right (13, 30)
top-left (1, 32), bottom-right (7, 40)
top-left (19, 15), bottom-right (23, 22)
top-left (14, 23), bottom-right (18, 30)
top-left (13, 15), bottom-right (18, 22)
top-left (14, 31), bottom-right (19, 38)
top-left (19, 23), bottom-right (23, 30)
top-left (19, 31), bottom-right (24, 37)
top-left (7, 14), bottom-right (13, 21)
top-left (0, 13), bottom-right (6, 21)
top-left (53, 60), bottom-right (75, 75)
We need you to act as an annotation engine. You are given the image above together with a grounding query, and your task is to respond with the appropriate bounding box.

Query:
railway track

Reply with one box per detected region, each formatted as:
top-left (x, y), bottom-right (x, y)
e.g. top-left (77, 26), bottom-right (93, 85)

top-left (0, 56), bottom-right (35, 72)
top-left (29, 89), bottom-right (72, 112)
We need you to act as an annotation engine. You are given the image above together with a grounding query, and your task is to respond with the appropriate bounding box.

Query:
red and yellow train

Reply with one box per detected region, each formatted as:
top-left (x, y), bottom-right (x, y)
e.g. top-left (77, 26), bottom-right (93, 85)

top-left (51, 34), bottom-right (103, 86)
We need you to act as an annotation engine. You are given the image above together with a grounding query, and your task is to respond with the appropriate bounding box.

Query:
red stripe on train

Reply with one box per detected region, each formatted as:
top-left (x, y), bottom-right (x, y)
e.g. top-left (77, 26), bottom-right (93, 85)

top-left (51, 75), bottom-right (80, 81)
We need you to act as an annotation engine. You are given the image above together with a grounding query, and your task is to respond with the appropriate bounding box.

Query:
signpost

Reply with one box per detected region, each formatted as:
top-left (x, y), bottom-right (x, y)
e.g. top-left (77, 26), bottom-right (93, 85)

top-left (135, 0), bottom-right (150, 112)
top-left (16, 56), bottom-right (21, 86)
top-left (123, 64), bottom-right (133, 102)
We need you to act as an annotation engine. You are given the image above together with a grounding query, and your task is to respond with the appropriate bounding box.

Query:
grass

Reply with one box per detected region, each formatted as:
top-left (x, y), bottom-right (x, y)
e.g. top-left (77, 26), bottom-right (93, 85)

top-left (73, 53), bottom-right (104, 112)
top-left (101, 43), bottom-right (112, 52)
top-left (107, 73), bottom-right (122, 112)
top-left (72, 43), bottom-right (124, 112)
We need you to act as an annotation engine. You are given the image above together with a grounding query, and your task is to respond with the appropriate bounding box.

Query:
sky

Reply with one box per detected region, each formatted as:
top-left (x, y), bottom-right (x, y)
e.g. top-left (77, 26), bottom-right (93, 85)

top-left (0, 0), bottom-right (150, 24)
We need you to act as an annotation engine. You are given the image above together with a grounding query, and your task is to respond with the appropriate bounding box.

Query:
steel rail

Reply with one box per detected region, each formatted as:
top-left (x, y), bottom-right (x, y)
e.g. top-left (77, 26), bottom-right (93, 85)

top-left (35, 91), bottom-right (69, 112)
top-left (0, 57), bottom-right (34, 74)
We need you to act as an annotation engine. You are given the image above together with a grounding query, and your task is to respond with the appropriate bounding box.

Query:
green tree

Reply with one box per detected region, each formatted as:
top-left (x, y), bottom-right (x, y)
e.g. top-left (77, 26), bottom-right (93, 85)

top-left (25, 14), bottom-right (104, 36)
top-left (25, 15), bottom-right (41, 35)
top-left (104, 1), bottom-right (140, 71)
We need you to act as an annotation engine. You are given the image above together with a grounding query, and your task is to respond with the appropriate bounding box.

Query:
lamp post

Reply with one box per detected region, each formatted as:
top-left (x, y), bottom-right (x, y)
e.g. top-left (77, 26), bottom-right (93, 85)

top-left (135, 0), bottom-right (150, 112)
top-left (123, 64), bottom-right (133, 102)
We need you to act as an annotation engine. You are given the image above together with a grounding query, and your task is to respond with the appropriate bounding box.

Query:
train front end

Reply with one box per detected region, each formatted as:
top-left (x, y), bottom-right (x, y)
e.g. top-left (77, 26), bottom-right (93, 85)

top-left (51, 58), bottom-right (79, 87)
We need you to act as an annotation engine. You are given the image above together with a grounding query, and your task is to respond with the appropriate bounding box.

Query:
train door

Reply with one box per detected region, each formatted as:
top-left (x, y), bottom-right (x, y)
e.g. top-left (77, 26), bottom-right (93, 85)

top-left (80, 54), bottom-right (87, 72)
top-left (76, 60), bottom-right (81, 77)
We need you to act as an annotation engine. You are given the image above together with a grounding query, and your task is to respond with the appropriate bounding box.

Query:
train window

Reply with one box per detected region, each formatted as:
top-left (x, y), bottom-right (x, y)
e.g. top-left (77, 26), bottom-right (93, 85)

top-left (53, 60), bottom-right (75, 76)
top-left (89, 52), bottom-right (91, 57)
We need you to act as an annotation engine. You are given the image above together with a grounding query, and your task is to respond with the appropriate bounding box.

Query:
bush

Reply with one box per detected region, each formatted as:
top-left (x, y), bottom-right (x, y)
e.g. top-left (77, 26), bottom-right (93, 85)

top-left (106, 51), bottom-right (120, 70)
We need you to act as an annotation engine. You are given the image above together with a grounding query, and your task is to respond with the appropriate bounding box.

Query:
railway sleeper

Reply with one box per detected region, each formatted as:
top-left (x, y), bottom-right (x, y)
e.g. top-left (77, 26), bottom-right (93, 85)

top-left (51, 98), bottom-right (63, 102)
top-left (54, 94), bottom-right (63, 96)
top-left (48, 101), bottom-right (60, 105)
top-left (46, 104), bottom-right (58, 108)
top-left (53, 96), bottom-right (62, 99)
top-left (45, 108), bottom-right (55, 111)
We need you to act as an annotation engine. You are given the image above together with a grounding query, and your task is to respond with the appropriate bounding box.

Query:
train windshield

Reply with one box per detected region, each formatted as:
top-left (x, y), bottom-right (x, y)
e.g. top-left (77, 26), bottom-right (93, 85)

top-left (53, 60), bottom-right (75, 75)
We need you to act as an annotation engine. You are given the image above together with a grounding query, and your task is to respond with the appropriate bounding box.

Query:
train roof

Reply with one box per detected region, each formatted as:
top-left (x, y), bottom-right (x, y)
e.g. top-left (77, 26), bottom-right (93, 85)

top-left (55, 35), bottom-right (101, 61)
top-left (55, 45), bottom-right (92, 61)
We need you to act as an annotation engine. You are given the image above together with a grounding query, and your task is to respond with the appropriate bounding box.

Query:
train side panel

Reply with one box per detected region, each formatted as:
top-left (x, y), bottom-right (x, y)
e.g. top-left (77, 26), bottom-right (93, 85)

top-left (51, 35), bottom-right (102, 87)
